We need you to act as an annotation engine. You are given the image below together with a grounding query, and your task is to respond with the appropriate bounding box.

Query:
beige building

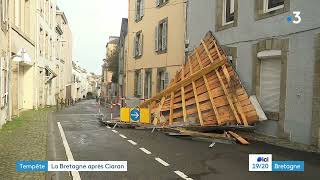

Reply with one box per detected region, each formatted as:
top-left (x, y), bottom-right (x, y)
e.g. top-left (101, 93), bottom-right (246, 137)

top-left (10, 0), bottom-right (37, 115)
top-left (56, 9), bottom-right (73, 102)
top-left (0, 0), bottom-right (10, 127)
top-left (126, 0), bottom-right (186, 100)
top-left (36, 0), bottom-right (58, 107)
top-left (101, 36), bottom-right (119, 100)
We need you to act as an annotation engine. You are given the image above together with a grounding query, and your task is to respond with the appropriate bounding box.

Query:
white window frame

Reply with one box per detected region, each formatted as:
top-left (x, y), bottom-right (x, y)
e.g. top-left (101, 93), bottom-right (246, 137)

top-left (135, 0), bottom-right (144, 21)
top-left (222, 0), bottom-right (234, 26)
top-left (155, 19), bottom-right (168, 52)
top-left (133, 31), bottom-right (143, 58)
top-left (264, 0), bottom-right (284, 13)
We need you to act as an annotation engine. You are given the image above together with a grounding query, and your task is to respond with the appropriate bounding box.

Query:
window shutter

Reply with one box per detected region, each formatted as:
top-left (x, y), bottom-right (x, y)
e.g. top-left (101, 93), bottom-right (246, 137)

top-left (134, 72), bottom-right (137, 96)
top-left (155, 25), bottom-right (159, 52)
top-left (139, 33), bottom-right (143, 56)
top-left (135, 0), bottom-right (138, 21)
top-left (164, 72), bottom-right (169, 88)
top-left (162, 21), bottom-right (167, 51)
top-left (140, 0), bottom-right (144, 18)
top-left (157, 71), bottom-right (161, 92)
top-left (138, 72), bottom-right (142, 96)
top-left (133, 34), bottom-right (136, 57)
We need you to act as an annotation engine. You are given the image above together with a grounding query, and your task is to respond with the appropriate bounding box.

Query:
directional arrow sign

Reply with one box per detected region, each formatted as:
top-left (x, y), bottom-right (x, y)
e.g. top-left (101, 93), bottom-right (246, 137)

top-left (130, 109), bottom-right (140, 122)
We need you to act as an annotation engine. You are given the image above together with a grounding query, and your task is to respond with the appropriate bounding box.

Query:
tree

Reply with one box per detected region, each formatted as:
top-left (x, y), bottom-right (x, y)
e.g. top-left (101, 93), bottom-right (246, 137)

top-left (107, 46), bottom-right (120, 83)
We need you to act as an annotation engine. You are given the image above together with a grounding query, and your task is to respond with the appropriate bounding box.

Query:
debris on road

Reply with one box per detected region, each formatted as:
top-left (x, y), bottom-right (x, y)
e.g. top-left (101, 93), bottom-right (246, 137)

top-left (209, 142), bottom-right (216, 148)
top-left (101, 32), bottom-right (260, 145)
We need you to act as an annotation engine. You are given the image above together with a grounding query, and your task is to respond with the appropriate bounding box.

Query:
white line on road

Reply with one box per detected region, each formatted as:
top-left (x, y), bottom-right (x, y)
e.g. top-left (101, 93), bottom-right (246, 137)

top-left (119, 134), bottom-right (127, 139)
top-left (139, 148), bottom-right (152, 155)
top-left (174, 171), bottom-right (193, 180)
top-left (127, 140), bottom-right (137, 145)
top-left (155, 158), bottom-right (170, 167)
top-left (57, 122), bottom-right (81, 180)
top-left (112, 130), bottom-right (118, 133)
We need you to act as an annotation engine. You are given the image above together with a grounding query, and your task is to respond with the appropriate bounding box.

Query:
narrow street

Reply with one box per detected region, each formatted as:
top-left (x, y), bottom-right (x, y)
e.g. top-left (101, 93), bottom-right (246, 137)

top-left (49, 100), bottom-right (320, 180)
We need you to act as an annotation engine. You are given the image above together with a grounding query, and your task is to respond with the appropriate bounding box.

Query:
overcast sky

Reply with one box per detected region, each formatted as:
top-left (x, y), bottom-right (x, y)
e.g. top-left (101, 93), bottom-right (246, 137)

top-left (57, 0), bottom-right (128, 75)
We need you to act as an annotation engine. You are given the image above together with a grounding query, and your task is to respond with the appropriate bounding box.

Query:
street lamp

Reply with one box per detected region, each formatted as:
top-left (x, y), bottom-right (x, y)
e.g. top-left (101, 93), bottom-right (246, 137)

top-left (12, 48), bottom-right (32, 117)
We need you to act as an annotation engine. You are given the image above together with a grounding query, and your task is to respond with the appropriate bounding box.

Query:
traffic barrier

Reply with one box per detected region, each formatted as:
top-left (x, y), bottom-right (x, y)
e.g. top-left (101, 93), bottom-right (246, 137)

top-left (120, 108), bottom-right (151, 124)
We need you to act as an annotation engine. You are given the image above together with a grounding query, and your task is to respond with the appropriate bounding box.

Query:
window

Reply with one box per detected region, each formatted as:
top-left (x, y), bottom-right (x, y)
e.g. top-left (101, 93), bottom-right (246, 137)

top-left (40, 27), bottom-right (44, 56)
top-left (157, 70), bottom-right (169, 92)
top-left (40, 0), bottom-right (44, 15)
top-left (264, 0), bottom-right (284, 13)
top-left (216, 0), bottom-right (237, 31)
top-left (0, 0), bottom-right (8, 31)
top-left (255, 0), bottom-right (289, 20)
top-left (223, 0), bottom-right (234, 25)
top-left (135, 0), bottom-right (144, 22)
top-left (155, 18), bottom-right (168, 53)
top-left (14, 0), bottom-right (21, 27)
top-left (144, 71), bottom-right (152, 98)
top-left (133, 31), bottom-right (143, 58)
top-left (45, 33), bottom-right (49, 58)
top-left (156, 0), bottom-right (169, 7)
top-left (0, 55), bottom-right (8, 107)
top-left (134, 70), bottom-right (142, 97)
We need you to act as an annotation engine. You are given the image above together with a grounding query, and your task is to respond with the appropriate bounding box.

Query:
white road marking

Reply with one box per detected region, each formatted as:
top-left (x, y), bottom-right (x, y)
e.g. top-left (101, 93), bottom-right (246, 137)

top-left (155, 158), bottom-right (170, 167)
top-left (106, 126), bottom-right (111, 129)
top-left (57, 122), bottom-right (81, 180)
top-left (112, 130), bottom-right (118, 133)
top-left (174, 170), bottom-right (193, 180)
top-left (119, 134), bottom-right (127, 139)
top-left (127, 140), bottom-right (137, 145)
top-left (139, 148), bottom-right (152, 155)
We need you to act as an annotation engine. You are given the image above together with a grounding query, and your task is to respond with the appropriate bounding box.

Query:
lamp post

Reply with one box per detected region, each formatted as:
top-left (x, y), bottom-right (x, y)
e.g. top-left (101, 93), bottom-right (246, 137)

top-left (12, 48), bottom-right (32, 117)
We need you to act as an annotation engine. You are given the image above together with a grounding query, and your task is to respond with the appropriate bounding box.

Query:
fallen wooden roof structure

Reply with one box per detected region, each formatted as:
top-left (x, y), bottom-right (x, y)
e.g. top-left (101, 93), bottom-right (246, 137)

top-left (140, 31), bottom-right (259, 127)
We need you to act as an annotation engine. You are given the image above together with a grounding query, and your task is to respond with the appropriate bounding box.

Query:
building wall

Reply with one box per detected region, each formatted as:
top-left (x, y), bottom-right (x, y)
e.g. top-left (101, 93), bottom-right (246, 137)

top-left (36, 0), bottom-right (57, 106)
top-left (126, 0), bottom-right (186, 99)
top-left (0, 0), bottom-right (10, 127)
top-left (187, 0), bottom-right (320, 145)
top-left (10, 0), bottom-right (36, 114)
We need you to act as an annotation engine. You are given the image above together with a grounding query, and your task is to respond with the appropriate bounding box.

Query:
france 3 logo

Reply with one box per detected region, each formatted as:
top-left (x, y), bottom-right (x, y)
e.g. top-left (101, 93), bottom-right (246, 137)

top-left (249, 154), bottom-right (272, 171)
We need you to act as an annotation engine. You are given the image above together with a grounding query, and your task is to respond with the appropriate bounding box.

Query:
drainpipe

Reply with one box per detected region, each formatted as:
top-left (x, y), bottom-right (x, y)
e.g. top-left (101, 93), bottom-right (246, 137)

top-left (7, 0), bottom-right (12, 121)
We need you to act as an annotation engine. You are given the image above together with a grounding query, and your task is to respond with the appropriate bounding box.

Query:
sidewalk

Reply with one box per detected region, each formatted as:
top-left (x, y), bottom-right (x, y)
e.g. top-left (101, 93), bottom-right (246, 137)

top-left (0, 108), bottom-right (54, 180)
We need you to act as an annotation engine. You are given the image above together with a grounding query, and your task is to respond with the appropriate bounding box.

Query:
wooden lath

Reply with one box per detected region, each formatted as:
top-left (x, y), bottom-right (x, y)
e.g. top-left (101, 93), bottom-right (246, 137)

top-left (141, 31), bottom-right (259, 127)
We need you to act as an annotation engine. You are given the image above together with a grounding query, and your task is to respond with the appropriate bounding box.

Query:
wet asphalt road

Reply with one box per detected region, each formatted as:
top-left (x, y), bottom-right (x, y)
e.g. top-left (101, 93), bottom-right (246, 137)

top-left (49, 100), bottom-right (320, 180)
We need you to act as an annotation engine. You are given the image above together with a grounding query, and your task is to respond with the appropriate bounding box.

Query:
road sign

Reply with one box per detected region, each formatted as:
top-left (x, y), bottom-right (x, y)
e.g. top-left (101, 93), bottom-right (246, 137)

top-left (130, 109), bottom-right (140, 121)
top-left (120, 108), bottom-right (150, 124)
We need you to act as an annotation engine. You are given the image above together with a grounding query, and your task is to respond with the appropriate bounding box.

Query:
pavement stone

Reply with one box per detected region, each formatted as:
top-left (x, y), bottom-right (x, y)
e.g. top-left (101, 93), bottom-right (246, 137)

top-left (0, 108), bottom-right (54, 180)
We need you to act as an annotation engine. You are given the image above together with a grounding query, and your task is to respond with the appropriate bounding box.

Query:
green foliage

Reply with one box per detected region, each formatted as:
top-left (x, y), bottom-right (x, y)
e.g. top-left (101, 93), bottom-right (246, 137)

top-left (107, 46), bottom-right (120, 83)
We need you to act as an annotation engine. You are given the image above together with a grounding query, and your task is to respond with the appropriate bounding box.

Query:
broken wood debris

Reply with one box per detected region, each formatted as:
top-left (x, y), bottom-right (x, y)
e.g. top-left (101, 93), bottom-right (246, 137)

top-left (140, 31), bottom-right (259, 128)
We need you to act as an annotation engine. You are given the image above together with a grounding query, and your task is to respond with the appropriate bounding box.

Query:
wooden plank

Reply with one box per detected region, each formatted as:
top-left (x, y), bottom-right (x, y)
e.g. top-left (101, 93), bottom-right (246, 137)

top-left (177, 128), bottom-right (232, 141)
top-left (215, 69), bottom-right (241, 124)
top-left (169, 92), bottom-right (174, 125)
top-left (181, 68), bottom-right (187, 123)
top-left (195, 48), bottom-right (222, 125)
top-left (139, 59), bottom-right (225, 107)
top-left (189, 60), bottom-right (204, 126)
top-left (228, 131), bottom-right (250, 145)
top-left (153, 97), bottom-right (166, 126)
top-left (201, 39), bottom-right (242, 124)
top-left (222, 65), bottom-right (231, 82)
